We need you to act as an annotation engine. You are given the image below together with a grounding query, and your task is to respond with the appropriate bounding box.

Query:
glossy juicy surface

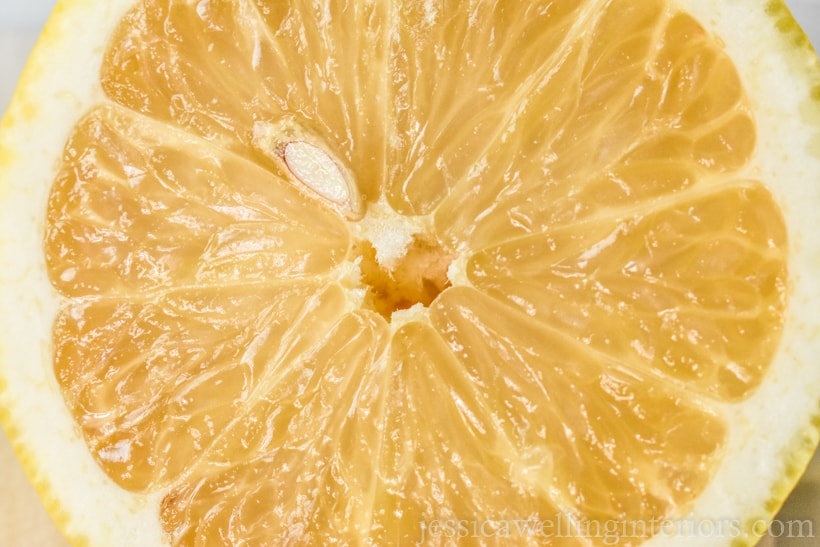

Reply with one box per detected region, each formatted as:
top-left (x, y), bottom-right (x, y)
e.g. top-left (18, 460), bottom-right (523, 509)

top-left (45, 0), bottom-right (787, 544)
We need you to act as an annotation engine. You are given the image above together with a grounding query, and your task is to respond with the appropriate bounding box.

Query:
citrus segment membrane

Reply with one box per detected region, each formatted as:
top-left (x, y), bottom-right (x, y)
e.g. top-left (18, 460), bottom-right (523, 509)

top-left (466, 184), bottom-right (786, 401)
top-left (41, 0), bottom-right (791, 544)
top-left (46, 105), bottom-right (349, 297)
top-left (53, 283), bottom-right (350, 491)
top-left (430, 288), bottom-right (726, 524)
top-left (101, 0), bottom-right (390, 204)
top-left (435, 7), bottom-right (755, 251)
top-left (159, 310), bottom-right (390, 545)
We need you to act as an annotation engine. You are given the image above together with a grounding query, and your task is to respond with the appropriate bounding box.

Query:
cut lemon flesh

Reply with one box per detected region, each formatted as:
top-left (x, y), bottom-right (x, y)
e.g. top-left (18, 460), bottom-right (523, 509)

top-left (1, 0), bottom-right (819, 546)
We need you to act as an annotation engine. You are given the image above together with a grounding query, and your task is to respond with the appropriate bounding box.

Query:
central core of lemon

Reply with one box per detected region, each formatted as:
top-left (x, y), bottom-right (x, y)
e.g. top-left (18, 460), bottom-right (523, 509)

top-left (354, 235), bottom-right (453, 320)
top-left (347, 199), bottom-right (456, 321)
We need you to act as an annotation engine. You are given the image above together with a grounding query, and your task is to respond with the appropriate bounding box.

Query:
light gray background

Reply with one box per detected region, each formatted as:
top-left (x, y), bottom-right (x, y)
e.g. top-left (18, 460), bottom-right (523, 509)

top-left (1, 1), bottom-right (819, 546)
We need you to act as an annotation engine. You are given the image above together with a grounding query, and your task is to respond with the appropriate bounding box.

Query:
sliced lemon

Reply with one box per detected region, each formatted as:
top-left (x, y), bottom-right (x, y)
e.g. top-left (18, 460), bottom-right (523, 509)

top-left (1, 0), bottom-right (819, 545)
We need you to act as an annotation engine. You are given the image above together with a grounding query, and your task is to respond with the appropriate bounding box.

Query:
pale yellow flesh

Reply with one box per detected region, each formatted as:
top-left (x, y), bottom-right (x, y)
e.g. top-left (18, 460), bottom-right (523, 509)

top-left (0, 0), bottom-right (819, 546)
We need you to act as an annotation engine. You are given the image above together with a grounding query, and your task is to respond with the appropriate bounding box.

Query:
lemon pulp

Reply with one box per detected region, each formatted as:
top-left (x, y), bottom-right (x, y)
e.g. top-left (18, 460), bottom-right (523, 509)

top-left (43, 0), bottom-right (787, 544)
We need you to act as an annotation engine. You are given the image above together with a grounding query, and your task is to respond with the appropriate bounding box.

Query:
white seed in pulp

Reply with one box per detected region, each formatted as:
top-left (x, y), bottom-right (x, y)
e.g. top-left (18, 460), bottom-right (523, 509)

top-left (284, 141), bottom-right (350, 205)
top-left (252, 119), bottom-right (363, 219)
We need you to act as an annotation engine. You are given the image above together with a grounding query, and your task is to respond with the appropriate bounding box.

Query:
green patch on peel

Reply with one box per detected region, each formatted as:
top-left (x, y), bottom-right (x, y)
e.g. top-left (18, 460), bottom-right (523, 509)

top-left (765, 416), bottom-right (820, 515)
top-left (764, 0), bottom-right (781, 14)
top-left (766, 0), bottom-right (816, 51)
top-left (725, 407), bottom-right (820, 546)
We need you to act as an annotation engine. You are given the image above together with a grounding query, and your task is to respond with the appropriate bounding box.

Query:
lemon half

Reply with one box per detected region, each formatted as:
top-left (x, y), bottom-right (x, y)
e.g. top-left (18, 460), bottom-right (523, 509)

top-left (1, 0), bottom-right (820, 545)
